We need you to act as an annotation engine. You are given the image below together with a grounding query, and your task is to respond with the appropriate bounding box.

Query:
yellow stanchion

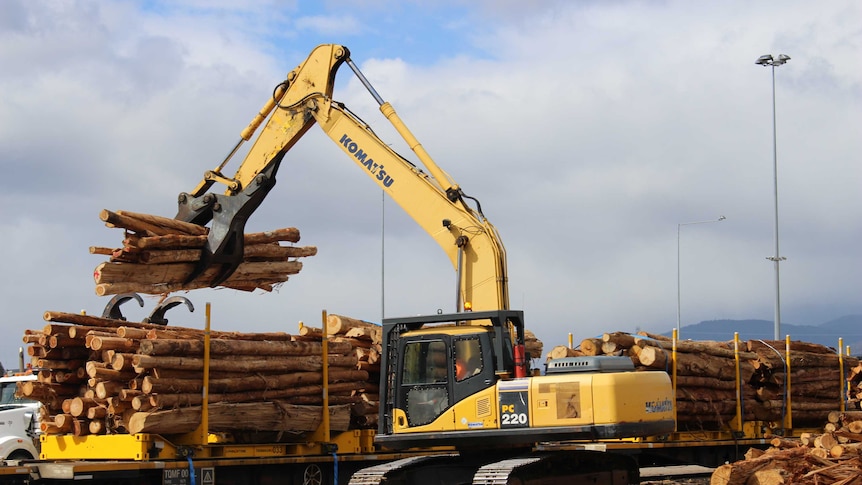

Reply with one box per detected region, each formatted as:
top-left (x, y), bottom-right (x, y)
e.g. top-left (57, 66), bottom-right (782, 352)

top-left (672, 329), bottom-right (678, 432)
top-left (784, 335), bottom-right (792, 430)
top-left (734, 332), bottom-right (742, 434)
top-left (839, 338), bottom-right (845, 413)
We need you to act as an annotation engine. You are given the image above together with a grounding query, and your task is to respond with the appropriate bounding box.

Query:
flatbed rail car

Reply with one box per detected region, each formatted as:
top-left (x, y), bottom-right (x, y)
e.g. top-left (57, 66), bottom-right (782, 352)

top-left (1, 333), bottom-right (855, 485)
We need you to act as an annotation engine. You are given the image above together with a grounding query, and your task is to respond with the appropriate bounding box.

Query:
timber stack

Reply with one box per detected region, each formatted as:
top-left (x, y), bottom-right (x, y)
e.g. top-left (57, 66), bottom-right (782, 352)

top-left (710, 411), bottom-right (862, 485)
top-left (19, 310), bottom-right (382, 441)
top-left (91, 209), bottom-right (317, 295)
top-left (547, 331), bottom-right (860, 430)
top-left (524, 329), bottom-right (543, 361)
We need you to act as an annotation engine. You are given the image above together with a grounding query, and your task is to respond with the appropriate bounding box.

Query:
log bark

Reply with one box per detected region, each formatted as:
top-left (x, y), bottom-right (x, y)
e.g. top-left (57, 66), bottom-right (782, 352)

top-left (137, 338), bottom-right (352, 356)
top-left (141, 369), bottom-right (368, 394)
top-left (326, 314), bottom-right (379, 336)
top-left (44, 311), bottom-right (162, 330)
top-left (602, 332), bottom-right (637, 349)
top-left (709, 446), bottom-right (807, 485)
top-left (546, 346), bottom-right (583, 360)
top-left (747, 340), bottom-right (838, 354)
top-left (93, 260), bottom-right (302, 286)
top-left (111, 210), bottom-right (208, 235)
top-left (88, 336), bottom-right (139, 352)
top-left (149, 382), bottom-right (369, 408)
top-left (132, 353), bottom-right (357, 373)
top-left (637, 345), bottom-right (668, 369)
top-left (125, 228), bottom-right (302, 251)
top-left (69, 397), bottom-right (99, 417)
top-left (579, 338), bottom-right (602, 356)
top-left (127, 402), bottom-right (350, 434)
top-left (631, 336), bottom-right (760, 361)
top-left (242, 244), bottom-right (317, 259)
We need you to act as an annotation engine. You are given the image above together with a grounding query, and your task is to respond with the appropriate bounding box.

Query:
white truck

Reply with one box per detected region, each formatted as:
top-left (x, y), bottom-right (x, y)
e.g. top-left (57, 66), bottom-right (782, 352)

top-left (0, 373), bottom-right (40, 462)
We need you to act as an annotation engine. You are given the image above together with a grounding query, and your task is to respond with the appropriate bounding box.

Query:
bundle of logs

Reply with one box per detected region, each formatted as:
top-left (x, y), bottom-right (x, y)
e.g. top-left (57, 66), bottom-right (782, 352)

top-left (524, 330), bottom-right (543, 362)
top-left (710, 411), bottom-right (862, 485)
top-left (91, 210), bottom-right (317, 295)
top-left (18, 310), bottom-right (381, 441)
top-left (546, 332), bottom-right (860, 430)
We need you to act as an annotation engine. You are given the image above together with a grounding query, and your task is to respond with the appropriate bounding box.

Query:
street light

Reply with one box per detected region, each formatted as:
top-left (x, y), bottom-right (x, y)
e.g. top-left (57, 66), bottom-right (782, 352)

top-left (755, 53), bottom-right (790, 340)
top-left (677, 216), bottom-right (726, 335)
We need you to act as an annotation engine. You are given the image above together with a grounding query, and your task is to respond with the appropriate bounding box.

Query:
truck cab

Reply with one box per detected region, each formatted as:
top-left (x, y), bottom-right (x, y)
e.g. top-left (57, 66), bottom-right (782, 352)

top-left (0, 373), bottom-right (41, 462)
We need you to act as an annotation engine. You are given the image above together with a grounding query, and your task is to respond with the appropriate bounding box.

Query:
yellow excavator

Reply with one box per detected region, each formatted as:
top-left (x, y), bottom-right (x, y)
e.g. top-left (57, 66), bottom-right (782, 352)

top-left (176, 44), bottom-right (675, 484)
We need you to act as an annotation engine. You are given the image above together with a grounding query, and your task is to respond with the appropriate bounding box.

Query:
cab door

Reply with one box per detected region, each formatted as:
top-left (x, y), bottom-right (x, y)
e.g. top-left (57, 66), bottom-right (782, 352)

top-left (397, 339), bottom-right (451, 427)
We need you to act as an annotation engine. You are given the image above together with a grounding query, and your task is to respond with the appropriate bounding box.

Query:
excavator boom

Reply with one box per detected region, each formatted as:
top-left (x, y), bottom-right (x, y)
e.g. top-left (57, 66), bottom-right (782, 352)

top-left (175, 44), bottom-right (507, 311)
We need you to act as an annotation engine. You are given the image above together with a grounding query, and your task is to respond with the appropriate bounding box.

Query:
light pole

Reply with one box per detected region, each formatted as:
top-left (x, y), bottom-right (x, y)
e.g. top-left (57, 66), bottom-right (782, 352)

top-left (756, 53), bottom-right (790, 340)
top-left (677, 216), bottom-right (726, 335)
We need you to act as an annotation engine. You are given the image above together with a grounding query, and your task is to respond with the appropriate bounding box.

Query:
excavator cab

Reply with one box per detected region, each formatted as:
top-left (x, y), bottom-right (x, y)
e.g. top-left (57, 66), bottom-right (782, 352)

top-left (377, 311), bottom-right (523, 443)
top-left (396, 329), bottom-right (498, 427)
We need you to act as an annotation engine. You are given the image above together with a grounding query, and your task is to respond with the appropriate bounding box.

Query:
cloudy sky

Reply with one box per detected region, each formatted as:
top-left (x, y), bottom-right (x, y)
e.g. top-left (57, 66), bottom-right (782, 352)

top-left (1, 0), bottom-right (860, 369)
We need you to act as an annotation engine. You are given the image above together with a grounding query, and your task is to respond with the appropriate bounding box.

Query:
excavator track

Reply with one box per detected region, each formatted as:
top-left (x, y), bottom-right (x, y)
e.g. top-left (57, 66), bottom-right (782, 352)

top-left (347, 454), bottom-right (458, 485)
top-left (348, 451), bottom-right (639, 485)
top-left (473, 451), bottom-right (639, 485)
top-left (471, 456), bottom-right (542, 484)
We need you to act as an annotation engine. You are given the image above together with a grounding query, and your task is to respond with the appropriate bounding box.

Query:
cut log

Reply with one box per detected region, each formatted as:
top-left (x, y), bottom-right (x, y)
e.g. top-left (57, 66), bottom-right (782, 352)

top-left (100, 210), bottom-right (207, 236)
top-left (637, 345), bottom-right (668, 369)
top-left (137, 338), bottom-right (352, 357)
top-left (69, 397), bottom-right (99, 417)
top-left (149, 381), bottom-right (369, 408)
top-left (141, 369), bottom-right (368, 394)
top-left (242, 244), bottom-right (317, 259)
top-left (747, 340), bottom-right (838, 354)
top-left (126, 227), bottom-right (301, 250)
top-left (44, 311), bottom-right (161, 330)
top-left (85, 361), bottom-right (137, 381)
top-left (546, 345), bottom-right (584, 360)
top-left (579, 338), bottom-right (602, 356)
top-left (115, 327), bottom-right (151, 340)
top-left (131, 354), bottom-right (358, 373)
top-left (344, 326), bottom-right (381, 343)
top-left (298, 325), bottom-right (324, 339)
top-left (602, 332), bottom-right (637, 349)
top-left (524, 329), bottom-right (543, 358)
top-left (93, 260), bottom-right (302, 286)
top-left (88, 336), bottom-right (139, 352)
top-left (326, 314), bottom-right (379, 336)
top-left (127, 402), bottom-right (350, 434)
top-left (709, 446), bottom-right (807, 485)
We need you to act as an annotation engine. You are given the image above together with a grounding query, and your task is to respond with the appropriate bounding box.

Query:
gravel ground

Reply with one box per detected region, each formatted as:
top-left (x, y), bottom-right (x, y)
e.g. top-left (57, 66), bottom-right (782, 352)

top-left (641, 479), bottom-right (711, 485)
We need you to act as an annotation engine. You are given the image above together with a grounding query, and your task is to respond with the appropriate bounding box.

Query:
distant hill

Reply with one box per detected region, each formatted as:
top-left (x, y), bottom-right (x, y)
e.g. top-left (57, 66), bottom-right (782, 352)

top-left (667, 315), bottom-right (862, 356)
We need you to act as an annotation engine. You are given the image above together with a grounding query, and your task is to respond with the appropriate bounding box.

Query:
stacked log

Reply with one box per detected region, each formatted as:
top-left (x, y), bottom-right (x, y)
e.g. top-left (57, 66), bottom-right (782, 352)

top-left (524, 330), bottom-right (543, 360)
top-left (545, 346), bottom-right (585, 361)
top-left (747, 340), bottom-right (860, 425)
top-left (91, 210), bottom-right (317, 295)
top-left (845, 358), bottom-right (862, 410)
top-left (630, 333), bottom-right (760, 429)
top-left (711, 412), bottom-right (862, 484)
top-left (324, 314), bottom-right (382, 429)
top-left (20, 310), bottom-right (379, 441)
top-left (546, 331), bottom-right (859, 431)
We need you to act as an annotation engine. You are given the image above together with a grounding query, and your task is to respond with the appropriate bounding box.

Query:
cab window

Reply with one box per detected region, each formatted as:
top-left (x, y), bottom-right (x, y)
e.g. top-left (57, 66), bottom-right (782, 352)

top-left (401, 340), bottom-right (449, 426)
top-left (454, 337), bottom-right (482, 382)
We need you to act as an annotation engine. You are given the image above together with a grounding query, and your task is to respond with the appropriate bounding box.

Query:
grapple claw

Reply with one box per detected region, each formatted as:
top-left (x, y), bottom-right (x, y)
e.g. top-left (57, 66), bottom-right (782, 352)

top-left (101, 293), bottom-right (144, 321)
top-left (144, 296), bottom-right (195, 326)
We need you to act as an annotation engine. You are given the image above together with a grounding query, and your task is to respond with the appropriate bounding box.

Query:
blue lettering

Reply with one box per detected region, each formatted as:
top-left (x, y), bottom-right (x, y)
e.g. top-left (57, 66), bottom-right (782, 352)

top-left (339, 133), bottom-right (395, 188)
top-left (354, 149), bottom-right (368, 163)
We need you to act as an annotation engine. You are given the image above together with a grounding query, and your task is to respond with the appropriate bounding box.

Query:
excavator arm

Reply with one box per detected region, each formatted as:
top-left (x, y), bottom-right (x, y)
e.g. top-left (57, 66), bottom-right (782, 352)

top-left (176, 44), bottom-right (508, 312)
